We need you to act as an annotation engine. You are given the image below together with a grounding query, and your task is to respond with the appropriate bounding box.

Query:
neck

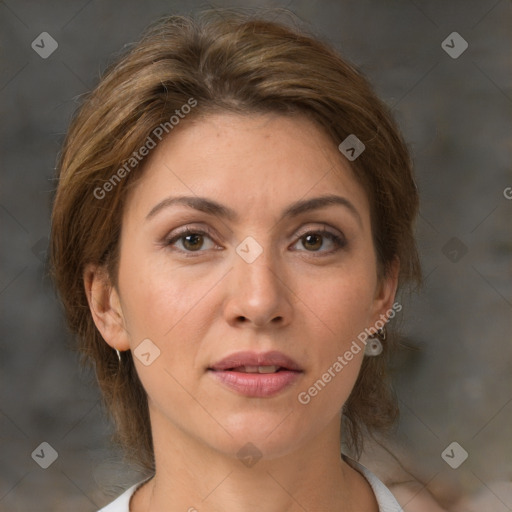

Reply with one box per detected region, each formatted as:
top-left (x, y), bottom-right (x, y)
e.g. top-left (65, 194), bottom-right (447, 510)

top-left (130, 409), bottom-right (377, 512)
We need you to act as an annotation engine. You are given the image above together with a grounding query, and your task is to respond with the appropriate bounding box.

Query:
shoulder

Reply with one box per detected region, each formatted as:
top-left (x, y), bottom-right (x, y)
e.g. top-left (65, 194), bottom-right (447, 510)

top-left (97, 481), bottom-right (146, 512)
top-left (343, 454), bottom-right (404, 512)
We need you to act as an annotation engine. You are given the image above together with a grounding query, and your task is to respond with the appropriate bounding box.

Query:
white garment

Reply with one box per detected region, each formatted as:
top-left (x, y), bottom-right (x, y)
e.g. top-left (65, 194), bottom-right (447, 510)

top-left (98, 455), bottom-right (403, 512)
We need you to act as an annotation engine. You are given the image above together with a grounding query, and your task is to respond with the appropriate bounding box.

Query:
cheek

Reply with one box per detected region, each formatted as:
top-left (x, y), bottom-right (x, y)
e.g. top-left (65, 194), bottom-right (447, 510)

top-left (117, 248), bottom-right (218, 362)
top-left (305, 265), bottom-right (378, 344)
top-left (292, 261), bottom-right (378, 408)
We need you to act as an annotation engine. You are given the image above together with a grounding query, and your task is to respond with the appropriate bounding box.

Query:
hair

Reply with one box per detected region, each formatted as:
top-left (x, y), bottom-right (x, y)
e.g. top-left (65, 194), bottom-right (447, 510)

top-left (50, 9), bottom-right (421, 474)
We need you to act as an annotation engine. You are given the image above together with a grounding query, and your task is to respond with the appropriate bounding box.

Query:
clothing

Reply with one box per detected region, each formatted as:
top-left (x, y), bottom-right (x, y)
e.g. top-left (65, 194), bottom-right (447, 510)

top-left (98, 454), bottom-right (403, 512)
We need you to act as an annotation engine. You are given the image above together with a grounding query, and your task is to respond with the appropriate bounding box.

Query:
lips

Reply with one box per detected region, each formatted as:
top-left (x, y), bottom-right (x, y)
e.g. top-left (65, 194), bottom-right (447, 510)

top-left (208, 350), bottom-right (302, 372)
top-left (208, 351), bottom-right (303, 398)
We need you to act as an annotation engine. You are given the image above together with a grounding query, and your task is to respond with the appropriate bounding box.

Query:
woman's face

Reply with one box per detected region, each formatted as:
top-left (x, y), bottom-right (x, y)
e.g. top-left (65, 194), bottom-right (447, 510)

top-left (92, 112), bottom-right (397, 459)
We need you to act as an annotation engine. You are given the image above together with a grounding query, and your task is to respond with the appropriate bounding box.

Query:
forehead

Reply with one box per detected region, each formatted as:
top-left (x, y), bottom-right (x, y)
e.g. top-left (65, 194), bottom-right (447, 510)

top-left (123, 112), bottom-right (371, 225)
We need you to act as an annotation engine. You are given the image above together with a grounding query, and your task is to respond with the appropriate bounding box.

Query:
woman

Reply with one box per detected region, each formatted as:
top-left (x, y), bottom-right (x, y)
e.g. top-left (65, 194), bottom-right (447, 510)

top-left (50, 10), bottom-right (424, 511)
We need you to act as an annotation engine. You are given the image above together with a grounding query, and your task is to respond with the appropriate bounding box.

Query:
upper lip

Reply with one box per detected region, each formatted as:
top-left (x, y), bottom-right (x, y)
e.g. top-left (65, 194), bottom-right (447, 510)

top-left (209, 350), bottom-right (302, 371)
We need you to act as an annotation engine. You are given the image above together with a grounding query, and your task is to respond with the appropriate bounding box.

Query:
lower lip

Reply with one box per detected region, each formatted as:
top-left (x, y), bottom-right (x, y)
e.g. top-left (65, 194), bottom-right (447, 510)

top-left (208, 369), bottom-right (302, 397)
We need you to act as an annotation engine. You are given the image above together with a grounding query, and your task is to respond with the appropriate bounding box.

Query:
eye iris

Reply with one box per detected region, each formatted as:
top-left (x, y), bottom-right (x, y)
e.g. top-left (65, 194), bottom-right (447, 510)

top-left (303, 233), bottom-right (322, 251)
top-left (183, 233), bottom-right (203, 251)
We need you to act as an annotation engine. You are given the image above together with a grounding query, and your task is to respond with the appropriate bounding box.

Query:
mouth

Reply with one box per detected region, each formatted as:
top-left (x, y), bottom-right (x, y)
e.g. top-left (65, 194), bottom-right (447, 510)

top-left (207, 351), bottom-right (303, 397)
top-left (217, 365), bottom-right (290, 374)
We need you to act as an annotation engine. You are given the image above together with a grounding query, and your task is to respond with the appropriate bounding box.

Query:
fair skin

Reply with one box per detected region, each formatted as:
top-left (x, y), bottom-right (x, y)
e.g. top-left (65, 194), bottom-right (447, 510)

top-left (85, 113), bottom-right (399, 512)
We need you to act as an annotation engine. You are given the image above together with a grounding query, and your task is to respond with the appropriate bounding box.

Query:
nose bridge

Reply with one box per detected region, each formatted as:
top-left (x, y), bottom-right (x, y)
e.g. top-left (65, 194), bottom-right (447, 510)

top-left (226, 240), bottom-right (292, 326)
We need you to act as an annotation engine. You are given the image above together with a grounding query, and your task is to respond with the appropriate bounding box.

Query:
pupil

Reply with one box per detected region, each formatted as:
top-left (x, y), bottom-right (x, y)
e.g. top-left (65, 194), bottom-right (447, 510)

top-left (304, 234), bottom-right (322, 251)
top-left (184, 234), bottom-right (203, 250)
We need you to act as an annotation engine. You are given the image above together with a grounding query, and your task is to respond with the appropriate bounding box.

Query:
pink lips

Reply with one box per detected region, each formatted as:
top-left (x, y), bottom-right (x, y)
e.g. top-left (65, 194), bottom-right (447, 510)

top-left (208, 350), bottom-right (303, 398)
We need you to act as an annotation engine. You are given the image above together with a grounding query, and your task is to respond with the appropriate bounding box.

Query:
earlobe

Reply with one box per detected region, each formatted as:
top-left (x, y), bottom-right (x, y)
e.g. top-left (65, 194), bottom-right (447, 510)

top-left (83, 264), bottom-right (130, 351)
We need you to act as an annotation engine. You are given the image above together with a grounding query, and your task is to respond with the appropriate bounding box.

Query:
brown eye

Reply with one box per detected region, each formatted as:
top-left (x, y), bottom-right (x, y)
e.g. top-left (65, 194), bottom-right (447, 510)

top-left (292, 229), bottom-right (346, 254)
top-left (302, 233), bottom-right (323, 251)
top-left (182, 233), bottom-right (204, 251)
top-left (165, 229), bottom-right (217, 253)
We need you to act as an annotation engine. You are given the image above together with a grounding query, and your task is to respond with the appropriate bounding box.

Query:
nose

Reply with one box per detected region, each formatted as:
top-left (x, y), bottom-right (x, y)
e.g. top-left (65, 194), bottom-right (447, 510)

top-left (223, 247), bottom-right (293, 329)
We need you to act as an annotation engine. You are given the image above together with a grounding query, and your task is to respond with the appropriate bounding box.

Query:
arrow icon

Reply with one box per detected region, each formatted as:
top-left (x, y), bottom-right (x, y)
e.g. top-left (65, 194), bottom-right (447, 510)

top-left (441, 441), bottom-right (468, 469)
top-left (236, 236), bottom-right (263, 263)
top-left (134, 339), bottom-right (161, 366)
top-left (338, 134), bottom-right (365, 161)
top-left (441, 32), bottom-right (468, 59)
top-left (237, 442), bottom-right (262, 467)
top-left (31, 32), bottom-right (58, 59)
top-left (32, 442), bottom-right (58, 468)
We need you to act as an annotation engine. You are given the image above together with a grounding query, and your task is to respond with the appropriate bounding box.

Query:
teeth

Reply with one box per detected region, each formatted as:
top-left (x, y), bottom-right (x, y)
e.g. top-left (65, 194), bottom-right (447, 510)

top-left (236, 365), bottom-right (280, 373)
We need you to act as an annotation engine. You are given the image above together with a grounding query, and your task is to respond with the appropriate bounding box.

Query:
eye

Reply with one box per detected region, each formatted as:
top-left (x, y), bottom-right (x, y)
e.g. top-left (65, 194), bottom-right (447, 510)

top-left (291, 228), bottom-right (346, 254)
top-left (164, 228), bottom-right (218, 252)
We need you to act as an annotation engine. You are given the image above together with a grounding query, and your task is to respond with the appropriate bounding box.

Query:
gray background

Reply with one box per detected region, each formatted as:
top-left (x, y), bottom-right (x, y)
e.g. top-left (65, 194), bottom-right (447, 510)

top-left (1, 0), bottom-right (511, 510)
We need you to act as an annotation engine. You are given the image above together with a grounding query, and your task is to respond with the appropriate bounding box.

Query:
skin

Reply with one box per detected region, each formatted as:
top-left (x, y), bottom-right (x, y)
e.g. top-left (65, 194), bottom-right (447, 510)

top-left (84, 113), bottom-right (400, 512)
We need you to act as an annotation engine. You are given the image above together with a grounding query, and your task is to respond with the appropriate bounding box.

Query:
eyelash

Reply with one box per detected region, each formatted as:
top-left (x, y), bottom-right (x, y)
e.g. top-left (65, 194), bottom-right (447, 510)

top-left (163, 226), bottom-right (346, 257)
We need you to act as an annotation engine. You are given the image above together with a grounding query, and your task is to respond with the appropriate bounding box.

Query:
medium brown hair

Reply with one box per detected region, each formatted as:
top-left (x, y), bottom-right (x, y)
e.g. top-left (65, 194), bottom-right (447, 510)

top-left (50, 9), bottom-right (421, 473)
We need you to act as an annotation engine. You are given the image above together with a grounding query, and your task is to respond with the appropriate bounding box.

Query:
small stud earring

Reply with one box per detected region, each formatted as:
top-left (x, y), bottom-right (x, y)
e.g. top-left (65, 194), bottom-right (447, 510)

top-left (364, 336), bottom-right (383, 356)
top-left (364, 326), bottom-right (386, 357)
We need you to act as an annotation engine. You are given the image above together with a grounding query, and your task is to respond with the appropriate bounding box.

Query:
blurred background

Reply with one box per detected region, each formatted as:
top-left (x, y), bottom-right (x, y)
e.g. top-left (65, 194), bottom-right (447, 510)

top-left (1, 0), bottom-right (511, 510)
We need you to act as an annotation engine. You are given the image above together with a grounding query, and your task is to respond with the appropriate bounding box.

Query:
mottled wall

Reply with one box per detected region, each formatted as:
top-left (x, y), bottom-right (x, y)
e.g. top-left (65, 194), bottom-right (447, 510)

top-left (1, 1), bottom-right (510, 510)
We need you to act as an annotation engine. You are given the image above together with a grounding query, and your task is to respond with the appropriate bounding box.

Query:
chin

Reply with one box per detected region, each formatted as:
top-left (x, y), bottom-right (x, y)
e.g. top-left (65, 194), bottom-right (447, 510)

top-left (206, 410), bottom-right (314, 461)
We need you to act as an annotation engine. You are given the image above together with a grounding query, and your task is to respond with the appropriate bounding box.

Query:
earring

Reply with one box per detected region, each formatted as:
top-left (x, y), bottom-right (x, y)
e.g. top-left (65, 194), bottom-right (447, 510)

top-left (364, 326), bottom-right (386, 357)
top-left (115, 349), bottom-right (122, 362)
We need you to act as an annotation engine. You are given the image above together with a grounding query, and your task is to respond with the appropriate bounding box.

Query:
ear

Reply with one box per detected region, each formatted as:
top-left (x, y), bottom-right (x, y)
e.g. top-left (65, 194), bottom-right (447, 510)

top-left (370, 257), bottom-right (400, 325)
top-left (83, 263), bottom-right (130, 352)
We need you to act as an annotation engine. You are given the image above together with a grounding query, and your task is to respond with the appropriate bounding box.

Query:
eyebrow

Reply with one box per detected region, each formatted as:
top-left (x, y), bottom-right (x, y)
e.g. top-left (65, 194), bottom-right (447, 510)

top-left (145, 194), bottom-right (362, 226)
